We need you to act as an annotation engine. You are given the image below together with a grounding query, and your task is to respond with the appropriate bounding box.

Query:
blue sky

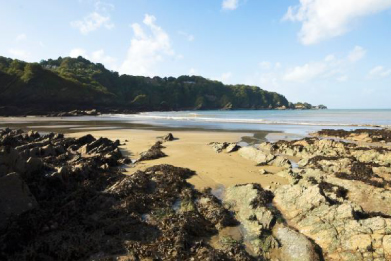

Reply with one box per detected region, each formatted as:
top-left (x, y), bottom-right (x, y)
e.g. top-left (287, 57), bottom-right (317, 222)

top-left (1, 0), bottom-right (391, 108)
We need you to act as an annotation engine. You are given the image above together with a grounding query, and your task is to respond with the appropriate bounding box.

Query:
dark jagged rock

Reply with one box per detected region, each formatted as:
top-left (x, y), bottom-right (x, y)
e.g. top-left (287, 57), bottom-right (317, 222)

top-left (315, 128), bottom-right (391, 143)
top-left (163, 133), bottom-right (175, 141)
top-left (0, 129), bottom-right (256, 261)
top-left (208, 142), bottom-right (230, 153)
top-left (0, 173), bottom-right (38, 229)
top-left (137, 141), bottom-right (167, 161)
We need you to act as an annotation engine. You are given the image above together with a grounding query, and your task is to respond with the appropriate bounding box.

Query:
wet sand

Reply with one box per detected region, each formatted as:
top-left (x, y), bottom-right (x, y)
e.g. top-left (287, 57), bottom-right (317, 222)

top-left (69, 129), bottom-right (288, 190)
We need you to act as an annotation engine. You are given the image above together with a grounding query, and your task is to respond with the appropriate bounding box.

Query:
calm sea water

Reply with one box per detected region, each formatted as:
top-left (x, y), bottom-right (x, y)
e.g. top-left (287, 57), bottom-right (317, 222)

top-left (103, 109), bottom-right (391, 135)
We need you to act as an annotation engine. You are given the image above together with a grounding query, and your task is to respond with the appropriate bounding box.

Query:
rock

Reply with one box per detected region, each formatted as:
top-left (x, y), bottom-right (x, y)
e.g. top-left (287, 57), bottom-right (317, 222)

top-left (163, 133), bottom-right (175, 141)
top-left (0, 173), bottom-right (38, 228)
top-left (85, 109), bottom-right (98, 115)
top-left (269, 155), bottom-right (292, 168)
top-left (54, 145), bottom-right (65, 155)
top-left (27, 130), bottom-right (40, 139)
top-left (138, 141), bottom-right (167, 161)
top-left (238, 146), bottom-right (275, 165)
top-left (276, 227), bottom-right (320, 261)
top-left (276, 169), bottom-right (301, 184)
top-left (57, 166), bottom-right (70, 182)
top-left (383, 236), bottom-right (391, 256)
top-left (76, 134), bottom-right (96, 146)
top-left (119, 157), bottom-right (132, 164)
top-left (196, 191), bottom-right (237, 229)
top-left (344, 234), bottom-right (372, 251)
top-left (0, 146), bottom-right (26, 176)
top-left (26, 157), bottom-right (43, 174)
top-left (225, 184), bottom-right (277, 255)
top-left (273, 177), bottom-right (391, 259)
top-left (226, 143), bottom-right (240, 153)
top-left (208, 142), bottom-right (229, 153)
top-left (258, 142), bottom-right (273, 153)
top-left (41, 144), bottom-right (56, 157)
top-left (259, 168), bottom-right (268, 175)
top-left (78, 144), bottom-right (89, 156)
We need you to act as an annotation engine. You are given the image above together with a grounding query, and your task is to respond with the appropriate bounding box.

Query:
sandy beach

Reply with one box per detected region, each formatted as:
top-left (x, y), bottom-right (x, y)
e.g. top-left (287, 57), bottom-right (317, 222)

top-left (69, 129), bottom-right (288, 190)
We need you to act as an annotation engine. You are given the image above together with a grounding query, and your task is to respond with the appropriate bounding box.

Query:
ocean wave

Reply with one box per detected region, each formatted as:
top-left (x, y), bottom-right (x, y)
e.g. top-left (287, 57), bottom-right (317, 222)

top-left (103, 113), bottom-right (386, 128)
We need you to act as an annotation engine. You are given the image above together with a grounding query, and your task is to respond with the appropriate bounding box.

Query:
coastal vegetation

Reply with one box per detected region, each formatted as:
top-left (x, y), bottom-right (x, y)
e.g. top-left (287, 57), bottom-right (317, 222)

top-left (0, 56), bottom-right (325, 115)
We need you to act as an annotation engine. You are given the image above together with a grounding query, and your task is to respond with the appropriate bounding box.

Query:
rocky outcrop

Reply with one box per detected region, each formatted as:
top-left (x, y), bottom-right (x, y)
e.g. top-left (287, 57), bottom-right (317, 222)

top-left (274, 178), bottom-right (391, 260)
top-left (269, 155), bottom-right (292, 168)
top-left (208, 142), bottom-right (240, 153)
top-left (238, 146), bottom-right (275, 165)
top-left (265, 130), bottom-right (391, 260)
top-left (226, 143), bottom-right (240, 153)
top-left (2, 127), bottom-right (391, 260)
top-left (50, 109), bottom-right (101, 117)
top-left (0, 128), bottom-right (256, 261)
top-left (314, 128), bottom-right (391, 143)
top-left (276, 227), bottom-right (320, 261)
top-left (224, 183), bottom-right (321, 260)
top-left (162, 132), bottom-right (175, 141)
top-left (137, 141), bottom-right (167, 161)
top-left (0, 172), bottom-right (38, 229)
top-left (224, 184), bottom-right (279, 257)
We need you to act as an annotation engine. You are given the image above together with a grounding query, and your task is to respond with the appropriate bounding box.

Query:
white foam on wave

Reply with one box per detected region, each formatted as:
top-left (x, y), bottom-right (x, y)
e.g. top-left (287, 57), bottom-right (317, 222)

top-left (102, 113), bottom-right (386, 128)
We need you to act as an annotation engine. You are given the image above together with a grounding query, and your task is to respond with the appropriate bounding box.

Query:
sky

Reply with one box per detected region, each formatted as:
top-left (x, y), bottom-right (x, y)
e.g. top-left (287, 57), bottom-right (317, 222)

top-left (1, 0), bottom-right (391, 109)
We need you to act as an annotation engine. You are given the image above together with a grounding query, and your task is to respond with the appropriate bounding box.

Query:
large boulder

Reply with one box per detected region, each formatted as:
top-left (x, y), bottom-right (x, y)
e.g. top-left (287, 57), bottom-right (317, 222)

top-left (238, 146), bottom-right (275, 165)
top-left (0, 146), bottom-right (26, 176)
top-left (274, 179), bottom-right (391, 260)
top-left (225, 184), bottom-right (278, 255)
top-left (0, 173), bottom-right (38, 228)
top-left (276, 227), bottom-right (320, 261)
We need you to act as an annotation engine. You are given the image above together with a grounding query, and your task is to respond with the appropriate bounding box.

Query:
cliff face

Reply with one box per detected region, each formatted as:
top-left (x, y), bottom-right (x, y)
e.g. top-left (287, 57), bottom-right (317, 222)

top-left (0, 56), bottom-right (321, 115)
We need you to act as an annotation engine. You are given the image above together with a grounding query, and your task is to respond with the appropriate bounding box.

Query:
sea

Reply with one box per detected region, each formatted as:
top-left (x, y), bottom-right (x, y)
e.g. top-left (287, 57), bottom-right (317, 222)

top-left (102, 109), bottom-right (391, 135)
top-left (2, 109), bottom-right (390, 137)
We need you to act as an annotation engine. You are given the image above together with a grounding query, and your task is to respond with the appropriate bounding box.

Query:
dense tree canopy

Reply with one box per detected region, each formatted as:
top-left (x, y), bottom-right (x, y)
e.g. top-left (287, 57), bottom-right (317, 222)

top-left (0, 56), bottom-right (316, 112)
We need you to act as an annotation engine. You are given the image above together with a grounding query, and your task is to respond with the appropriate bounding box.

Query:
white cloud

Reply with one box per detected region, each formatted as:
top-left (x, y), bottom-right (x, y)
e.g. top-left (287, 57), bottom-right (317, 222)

top-left (283, 62), bottom-right (327, 82)
top-left (259, 61), bottom-right (282, 70)
top-left (15, 34), bottom-right (27, 42)
top-left (8, 48), bottom-right (30, 60)
top-left (178, 31), bottom-right (195, 42)
top-left (369, 66), bottom-right (391, 78)
top-left (94, 0), bottom-right (114, 12)
top-left (91, 49), bottom-right (117, 68)
top-left (348, 46), bottom-right (366, 62)
top-left (283, 0), bottom-right (391, 45)
top-left (71, 12), bottom-right (114, 34)
top-left (247, 72), bottom-right (280, 89)
top-left (337, 75), bottom-right (348, 82)
top-left (260, 61), bottom-right (272, 70)
top-left (222, 0), bottom-right (239, 10)
top-left (69, 48), bottom-right (88, 58)
top-left (283, 46), bottom-right (365, 83)
top-left (120, 14), bottom-right (174, 76)
top-left (324, 55), bottom-right (336, 62)
top-left (69, 48), bottom-right (117, 70)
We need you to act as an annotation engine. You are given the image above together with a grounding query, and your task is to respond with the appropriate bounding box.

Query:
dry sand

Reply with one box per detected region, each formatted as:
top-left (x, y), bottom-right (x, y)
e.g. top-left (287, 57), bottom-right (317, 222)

top-left (69, 129), bottom-right (288, 190)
